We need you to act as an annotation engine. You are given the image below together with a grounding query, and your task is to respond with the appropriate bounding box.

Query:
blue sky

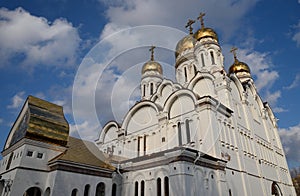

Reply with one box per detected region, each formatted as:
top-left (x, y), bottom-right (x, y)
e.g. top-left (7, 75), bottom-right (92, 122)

top-left (1, 0), bottom-right (300, 169)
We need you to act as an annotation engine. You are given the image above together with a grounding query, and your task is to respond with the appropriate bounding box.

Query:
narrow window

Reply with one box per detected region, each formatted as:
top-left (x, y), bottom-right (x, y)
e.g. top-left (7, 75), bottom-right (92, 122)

top-left (134, 181), bottom-right (138, 196)
top-left (184, 67), bottom-right (188, 82)
top-left (112, 183), bottom-right (117, 196)
top-left (6, 152), bottom-right (13, 170)
top-left (150, 83), bottom-right (153, 95)
top-left (137, 137), bottom-right (141, 156)
top-left (193, 65), bottom-right (197, 75)
top-left (143, 135), bottom-right (147, 155)
top-left (201, 53), bottom-right (205, 67)
top-left (164, 177), bottom-right (169, 196)
top-left (157, 178), bottom-right (161, 196)
top-left (210, 51), bottom-right (215, 64)
top-left (185, 119), bottom-right (191, 143)
top-left (95, 182), bottom-right (105, 196)
top-left (84, 184), bottom-right (90, 196)
top-left (71, 189), bottom-right (78, 196)
top-left (162, 137), bottom-right (165, 142)
top-left (143, 84), bottom-right (146, 97)
top-left (178, 122), bottom-right (182, 146)
top-left (141, 180), bottom-right (145, 196)
top-left (229, 189), bottom-right (232, 196)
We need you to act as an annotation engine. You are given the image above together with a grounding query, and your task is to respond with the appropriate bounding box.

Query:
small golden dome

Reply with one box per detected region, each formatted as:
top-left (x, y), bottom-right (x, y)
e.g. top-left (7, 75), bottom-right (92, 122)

top-left (175, 34), bottom-right (195, 58)
top-left (194, 27), bottom-right (218, 41)
top-left (142, 60), bottom-right (163, 75)
top-left (229, 59), bottom-right (251, 75)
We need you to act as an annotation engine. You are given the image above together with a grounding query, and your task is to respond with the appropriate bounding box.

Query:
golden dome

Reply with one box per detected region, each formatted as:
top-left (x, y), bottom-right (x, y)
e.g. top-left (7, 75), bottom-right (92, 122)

top-left (175, 34), bottom-right (195, 58)
top-left (229, 59), bottom-right (251, 75)
top-left (194, 27), bottom-right (218, 41)
top-left (142, 60), bottom-right (163, 75)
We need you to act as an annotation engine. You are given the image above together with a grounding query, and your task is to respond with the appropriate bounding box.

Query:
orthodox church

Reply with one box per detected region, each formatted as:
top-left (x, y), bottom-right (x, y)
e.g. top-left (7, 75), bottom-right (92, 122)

top-left (0, 13), bottom-right (296, 196)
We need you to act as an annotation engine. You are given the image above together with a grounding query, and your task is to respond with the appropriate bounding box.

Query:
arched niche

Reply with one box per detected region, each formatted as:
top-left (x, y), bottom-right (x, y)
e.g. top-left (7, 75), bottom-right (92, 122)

top-left (122, 101), bottom-right (159, 135)
top-left (98, 121), bottom-right (119, 144)
top-left (164, 90), bottom-right (196, 119)
top-left (188, 73), bottom-right (215, 98)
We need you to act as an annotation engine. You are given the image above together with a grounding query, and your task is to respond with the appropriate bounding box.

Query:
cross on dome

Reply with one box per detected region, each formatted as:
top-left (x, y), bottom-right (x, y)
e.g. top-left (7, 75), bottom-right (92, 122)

top-left (230, 47), bottom-right (238, 61)
top-left (185, 19), bottom-right (195, 34)
top-left (197, 12), bottom-right (206, 28)
top-left (149, 46), bottom-right (156, 61)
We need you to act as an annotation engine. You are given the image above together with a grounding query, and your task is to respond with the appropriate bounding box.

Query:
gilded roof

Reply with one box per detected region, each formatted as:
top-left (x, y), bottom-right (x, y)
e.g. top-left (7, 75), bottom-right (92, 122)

top-left (50, 136), bottom-right (114, 170)
top-left (5, 95), bottom-right (69, 149)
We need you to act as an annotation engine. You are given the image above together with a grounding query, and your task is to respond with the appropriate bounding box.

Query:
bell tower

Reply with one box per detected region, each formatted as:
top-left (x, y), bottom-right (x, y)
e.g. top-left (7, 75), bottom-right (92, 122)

top-left (141, 46), bottom-right (163, 100)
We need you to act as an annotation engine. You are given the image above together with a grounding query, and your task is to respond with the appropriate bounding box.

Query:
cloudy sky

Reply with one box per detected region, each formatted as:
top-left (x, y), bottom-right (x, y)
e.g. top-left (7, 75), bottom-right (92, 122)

top-left (1, 0), bottom-right (300, 169)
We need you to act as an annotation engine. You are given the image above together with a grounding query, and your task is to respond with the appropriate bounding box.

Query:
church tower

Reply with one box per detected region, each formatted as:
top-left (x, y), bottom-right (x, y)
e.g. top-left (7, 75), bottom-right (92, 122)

top-left (175, 19), bottom-right (197, 86)
top-left (141, 46), bottom-right (163, 100)
top-left (193, 13), bottom-right (224, 74)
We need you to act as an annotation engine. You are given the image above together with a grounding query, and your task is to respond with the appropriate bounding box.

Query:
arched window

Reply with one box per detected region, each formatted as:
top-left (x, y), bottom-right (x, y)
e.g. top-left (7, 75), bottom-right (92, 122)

top-left (210, 51), bottom-right (215, 65)
top-left (178, 122), bottom-right (182, 146)
top-left (71, 189), bottom-right (78, 196)
top-left (134, 181), bottom-right (138, 196)
top-left (185, 119), bottom-right (191, 143)
top-left (141, 180), bottom-right (145, 196)
top-left (271, 182), bottom-right (282, 196)
top-left (164, 177), bottom-right (169, 196)
top-left (201, 53), bottom-right (205, 67)
top-left (23, 187), bottom-right (42, 196)
top-left (95, 182), bottom-right (105, 196)
top-left (44, 187), bottom-right (51, 196)
top-left (111, 183), bottom-right (117, 196)
top-left (150, 83), bottom-right (153, 95)
top-left (157, 178), bottom-right (161, 196)
top-left (84, 184), bottom-right (90, 196)
top-left (184, 67), bottom-right (188, 82)
top-left (143, 84), bottom-right (146, 97)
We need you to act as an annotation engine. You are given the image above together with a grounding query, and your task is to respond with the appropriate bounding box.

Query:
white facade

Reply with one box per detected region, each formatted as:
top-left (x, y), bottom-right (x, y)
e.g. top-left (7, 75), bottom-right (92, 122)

top-left (0, 16), bottom-right (296, 196)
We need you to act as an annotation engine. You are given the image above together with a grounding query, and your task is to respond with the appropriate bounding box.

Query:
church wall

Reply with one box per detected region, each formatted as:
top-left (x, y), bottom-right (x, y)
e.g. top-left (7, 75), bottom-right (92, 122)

top-left (51, 169), bottom-right (114, 196)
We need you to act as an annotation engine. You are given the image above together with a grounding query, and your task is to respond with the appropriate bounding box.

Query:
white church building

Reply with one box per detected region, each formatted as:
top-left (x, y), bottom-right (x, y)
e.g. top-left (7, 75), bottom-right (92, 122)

top-left (0, 14), bottom-right (296, 196)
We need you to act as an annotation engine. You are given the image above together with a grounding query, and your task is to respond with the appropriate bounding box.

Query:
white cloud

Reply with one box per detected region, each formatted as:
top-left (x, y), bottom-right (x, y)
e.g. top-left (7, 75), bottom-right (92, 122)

top-left (0, 7), bottom-right (81, 69)
top-left (284, 73), bottom-right (300, 90)
top-left (7, 91), bottom-right (25, 109)
top-left (292, 20), bottom-right (300, 47)
top-left (101, 0), bottom-right (259, 40)
top-left (279, 124), bottom-right (300, 164)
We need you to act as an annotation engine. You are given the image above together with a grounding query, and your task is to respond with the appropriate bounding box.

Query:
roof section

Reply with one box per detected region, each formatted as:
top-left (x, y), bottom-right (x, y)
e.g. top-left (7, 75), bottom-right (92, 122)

top-left (4, 95), bottom-right (69, 149)
top-left (50, 137), bottom-right (114, 170)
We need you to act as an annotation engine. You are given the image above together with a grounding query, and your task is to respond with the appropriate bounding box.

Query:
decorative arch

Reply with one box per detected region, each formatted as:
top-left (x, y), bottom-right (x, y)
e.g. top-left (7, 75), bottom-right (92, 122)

top-left (163, 89), bottom-right (197, 119)
top-left (229, 74), bottom-right (244, 101)
top-left (151, 79), bottom-right (181, 104)
top-left (188, 72), bottom-right (216, 98)
top-left (121, 101), bottom-right (160, 135)
top-left (98, 121), bottom-right (120, 144)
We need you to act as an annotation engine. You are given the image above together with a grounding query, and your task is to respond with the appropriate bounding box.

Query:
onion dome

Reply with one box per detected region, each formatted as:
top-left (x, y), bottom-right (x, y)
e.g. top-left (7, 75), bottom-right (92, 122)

top-left (142, 60), bottom-right (163, 74)
top-left (175, 19), bottom-right (196, 58)
top-left (142, 46), bottom-right (163, 75)
top-left (194, 13), bottom-right (218, 42)
top-left (228, 47), bottom-right (251, 77)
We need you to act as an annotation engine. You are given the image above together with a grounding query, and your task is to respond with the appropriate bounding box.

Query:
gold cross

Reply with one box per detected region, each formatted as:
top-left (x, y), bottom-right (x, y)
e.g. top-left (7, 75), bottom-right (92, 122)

top-left (149, 46), bottom-right (156, 61)
top-left (185, 19), bottom-right (195, 34)
top-left (230, 47), bottom-right (238, 60)
top-left (197, 12), bottom-right (206, 28)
